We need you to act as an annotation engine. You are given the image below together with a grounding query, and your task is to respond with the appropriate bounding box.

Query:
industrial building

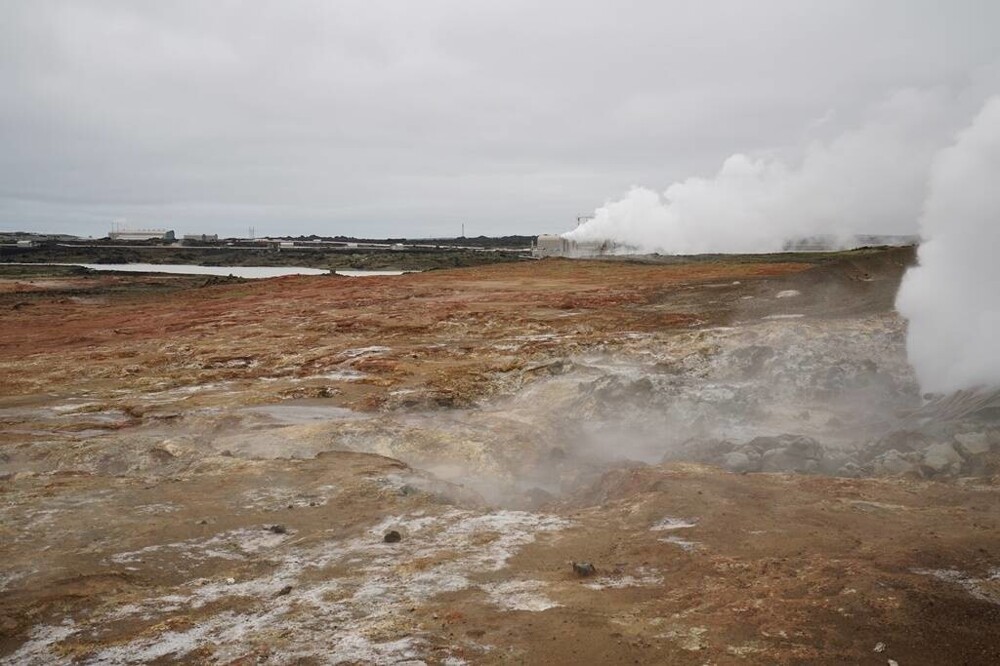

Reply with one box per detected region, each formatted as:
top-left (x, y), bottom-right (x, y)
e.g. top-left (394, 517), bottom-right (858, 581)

top-left (182, 234), bottom-right (219, 243)
top-left (108, 229), bottom-right (175, 242)
top-left (533, 234), bottom-right (616, 258)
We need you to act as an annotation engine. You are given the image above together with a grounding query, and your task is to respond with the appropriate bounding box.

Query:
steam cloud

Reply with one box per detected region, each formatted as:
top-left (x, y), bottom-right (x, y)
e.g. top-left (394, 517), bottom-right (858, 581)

top-left (896, 96), bottom-right (1000, 394)
top-left (565, 89), bottom-right (960, 254)
top-left (567, 86), bottom-right (1000, 394)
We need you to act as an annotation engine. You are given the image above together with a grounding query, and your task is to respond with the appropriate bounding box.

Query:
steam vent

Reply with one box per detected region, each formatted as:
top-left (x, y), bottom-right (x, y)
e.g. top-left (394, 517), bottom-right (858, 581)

top-left (3, 2), bottom-right (1000, 664)
top-left (4, 240), bottom-right (1000, 663)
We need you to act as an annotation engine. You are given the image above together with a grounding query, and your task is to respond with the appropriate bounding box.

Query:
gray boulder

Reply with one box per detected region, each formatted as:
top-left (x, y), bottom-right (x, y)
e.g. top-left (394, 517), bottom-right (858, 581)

top-left (863, 430), bottom-right (931, 463)
top-left (722, 451), bottom-right (752, 473)
top-left (922, 442), bottom-right (962, 475)
top-left (750, 434), bottom-right (824, 473)
top-left (953, 432), bottom-right (994, 457)
top-left (872, 449), bottom-right (918, 476)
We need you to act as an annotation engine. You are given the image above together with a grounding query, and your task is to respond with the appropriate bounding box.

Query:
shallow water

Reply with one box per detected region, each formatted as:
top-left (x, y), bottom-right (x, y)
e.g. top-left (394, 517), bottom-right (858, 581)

top-left (77, 263), bottom-right (328, 278)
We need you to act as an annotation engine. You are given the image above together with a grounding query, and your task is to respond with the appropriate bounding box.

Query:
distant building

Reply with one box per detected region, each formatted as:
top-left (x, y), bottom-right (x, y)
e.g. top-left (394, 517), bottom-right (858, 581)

top-left (533, 234), bottom-right (616, 258)
top-left (182, 234), bottom-right (219, 242)
top-left (15, 239), bottom-right (37, 247)
top-left (534, 234), bottom-right (567, 257)
top-left (109, 229), bottom-right (175, 242)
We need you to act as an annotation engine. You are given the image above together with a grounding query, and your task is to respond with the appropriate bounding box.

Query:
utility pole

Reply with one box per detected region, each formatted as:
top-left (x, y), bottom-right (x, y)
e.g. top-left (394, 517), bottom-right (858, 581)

top-left (461, 223), bottom-right (465, 238)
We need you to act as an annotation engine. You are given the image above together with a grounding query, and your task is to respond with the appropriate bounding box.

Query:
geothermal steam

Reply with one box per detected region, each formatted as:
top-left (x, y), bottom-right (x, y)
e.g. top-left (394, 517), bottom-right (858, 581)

top-left (565, 89), bottom-right (957, 254)
top-left (896, 96), bottom-right (1000, 394)
top-left (567, 86), bottom-right (1000, 394)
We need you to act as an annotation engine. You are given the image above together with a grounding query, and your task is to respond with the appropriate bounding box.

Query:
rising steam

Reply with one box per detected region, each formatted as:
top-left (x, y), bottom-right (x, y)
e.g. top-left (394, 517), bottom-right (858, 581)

top-left (567, 86), bottom-right (1000, 394)
top-left (896, 96), bottom-right (1000, 394)
top-left (565, 89), bottom-right (957, 253)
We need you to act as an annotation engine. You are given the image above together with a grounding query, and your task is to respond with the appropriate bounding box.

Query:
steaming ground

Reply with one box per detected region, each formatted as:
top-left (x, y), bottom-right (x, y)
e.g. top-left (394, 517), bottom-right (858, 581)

top-left (2, 249), bottom-right (1000, 664)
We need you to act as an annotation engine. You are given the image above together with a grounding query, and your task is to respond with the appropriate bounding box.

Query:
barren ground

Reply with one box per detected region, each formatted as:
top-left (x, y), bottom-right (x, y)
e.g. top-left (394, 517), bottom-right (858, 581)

top-left (2, 248), bottom-right (999, 665)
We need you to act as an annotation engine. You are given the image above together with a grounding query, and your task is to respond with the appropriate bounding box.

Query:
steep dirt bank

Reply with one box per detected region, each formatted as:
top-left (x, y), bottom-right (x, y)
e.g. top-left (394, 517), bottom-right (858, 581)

top-left (3, 246), bottom-right (1000, 664)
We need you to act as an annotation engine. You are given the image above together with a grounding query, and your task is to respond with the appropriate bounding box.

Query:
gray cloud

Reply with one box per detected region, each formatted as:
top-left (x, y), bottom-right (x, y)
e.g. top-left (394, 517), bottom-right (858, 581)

top-left (1, 0), bottom-right (998, 238)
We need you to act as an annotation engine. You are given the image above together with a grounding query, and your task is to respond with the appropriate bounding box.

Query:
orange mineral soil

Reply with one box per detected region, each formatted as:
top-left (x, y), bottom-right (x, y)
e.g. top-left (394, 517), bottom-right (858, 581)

top-left (2, 248), bottom-right (999, 665)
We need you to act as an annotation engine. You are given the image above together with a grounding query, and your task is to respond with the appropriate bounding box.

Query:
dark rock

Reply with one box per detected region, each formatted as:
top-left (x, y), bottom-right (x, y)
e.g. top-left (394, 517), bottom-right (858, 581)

top-left (572, 561), bottom-right (596, 577)
top-left (730, 345), bottom-right (775, 378)
top-left (748, 434), bottom-right (824, 473)
top-left (745, 434), bottom-right (820, 455)
top-left (268, 524), bottom-right (288, 534)
top-left (275, 585), bottom-right (293, 597)
top-left (384, 530), bottom-right (402, 543)
top-left (522, 486), bottom-right (556, 509)
top-left (862, 430), bottom-right (931, 463)
top-left (525, 359), bottom-right (570, 376)
top-left (147, 447), bottom-right (177, 464)
top-left (663, 438), bottom-right (735, 465)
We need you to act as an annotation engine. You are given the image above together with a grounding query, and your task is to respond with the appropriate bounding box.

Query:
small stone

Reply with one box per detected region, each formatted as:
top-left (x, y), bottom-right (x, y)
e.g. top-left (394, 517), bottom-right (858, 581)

top-left (874, 641), bottom-right (886, 653)
top-left (384, 530), bottom-right (402, 543)
top-left (275, 585), bottom-right (293, 597)
top-left (268, 524), bottom-right (288, 534)
top-left (572, 561), bottom-right (596, 577)
top-left (225, 577), bottom-right (236, 585)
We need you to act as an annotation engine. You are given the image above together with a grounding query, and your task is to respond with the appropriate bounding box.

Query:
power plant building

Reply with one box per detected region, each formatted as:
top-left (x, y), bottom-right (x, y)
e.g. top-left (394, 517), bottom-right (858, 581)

top-left (533, 234), bottom-right (615, 258)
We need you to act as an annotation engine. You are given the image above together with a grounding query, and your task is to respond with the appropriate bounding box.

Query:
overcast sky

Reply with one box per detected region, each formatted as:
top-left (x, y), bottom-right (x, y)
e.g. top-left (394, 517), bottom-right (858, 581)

top-left (1, 1), bottom-right (998, 239)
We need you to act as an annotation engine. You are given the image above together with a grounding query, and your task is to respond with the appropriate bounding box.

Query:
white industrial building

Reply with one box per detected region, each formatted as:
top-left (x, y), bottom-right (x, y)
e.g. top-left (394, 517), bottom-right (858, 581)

top-left (533, 234), bottom-right (616, 258)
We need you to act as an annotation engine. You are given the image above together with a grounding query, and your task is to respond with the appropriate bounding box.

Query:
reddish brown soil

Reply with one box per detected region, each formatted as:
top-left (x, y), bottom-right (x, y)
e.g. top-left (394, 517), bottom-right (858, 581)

top-left (0, 259), bottom-right (811, 410)
top-left (3, 248), bottom-right (998, 665)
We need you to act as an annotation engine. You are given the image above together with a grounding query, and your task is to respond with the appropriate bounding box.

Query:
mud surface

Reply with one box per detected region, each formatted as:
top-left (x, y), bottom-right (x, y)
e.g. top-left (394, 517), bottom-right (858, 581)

top-left (3, 247), bottom-right (1000, 664)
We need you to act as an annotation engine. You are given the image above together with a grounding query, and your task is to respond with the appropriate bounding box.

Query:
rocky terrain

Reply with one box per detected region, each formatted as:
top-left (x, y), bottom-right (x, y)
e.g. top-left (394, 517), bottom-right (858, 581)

top-left (2, 247), bottom-right (999, 664)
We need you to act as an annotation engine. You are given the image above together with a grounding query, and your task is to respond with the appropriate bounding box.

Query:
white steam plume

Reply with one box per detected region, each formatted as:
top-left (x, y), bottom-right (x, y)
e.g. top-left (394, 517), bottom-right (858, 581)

top-left (565, 89), bottom-right (958, 254)
top-left (896, 96), bottom-right (1000, 394)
